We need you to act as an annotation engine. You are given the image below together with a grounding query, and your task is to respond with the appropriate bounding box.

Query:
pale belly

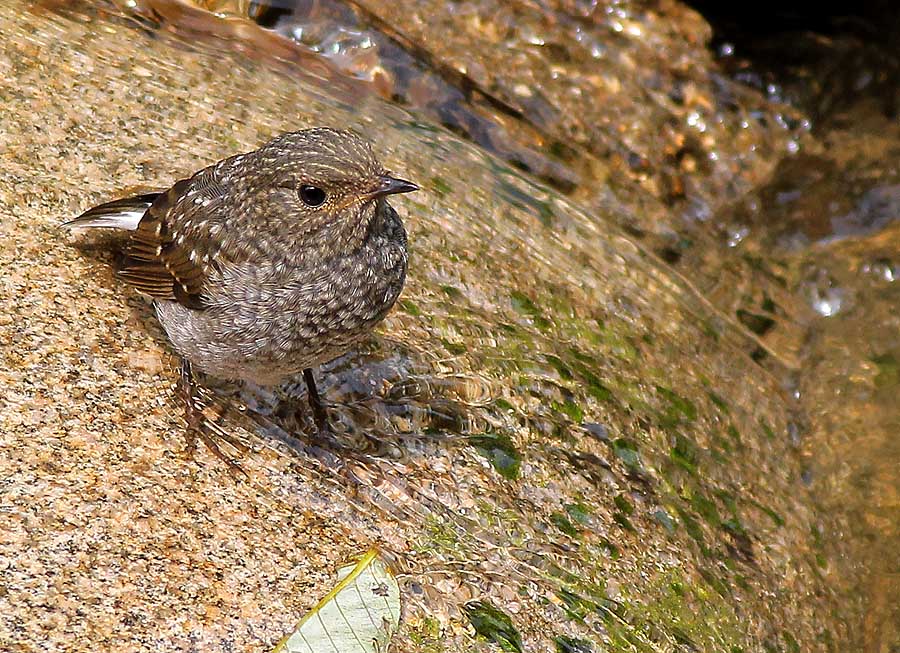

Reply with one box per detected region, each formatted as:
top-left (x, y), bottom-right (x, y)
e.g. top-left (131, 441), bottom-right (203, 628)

top-left (153, 244), bottom-right (407, 385)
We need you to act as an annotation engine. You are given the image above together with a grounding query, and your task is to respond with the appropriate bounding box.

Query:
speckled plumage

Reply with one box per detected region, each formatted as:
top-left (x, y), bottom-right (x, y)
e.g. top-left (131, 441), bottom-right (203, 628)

top-left (65, 127), bottom-right (415, 400)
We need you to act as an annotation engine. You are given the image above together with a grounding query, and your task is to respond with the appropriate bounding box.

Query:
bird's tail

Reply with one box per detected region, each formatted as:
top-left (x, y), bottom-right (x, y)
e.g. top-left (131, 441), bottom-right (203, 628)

top-left (62, 192), bottom-right (161, 231)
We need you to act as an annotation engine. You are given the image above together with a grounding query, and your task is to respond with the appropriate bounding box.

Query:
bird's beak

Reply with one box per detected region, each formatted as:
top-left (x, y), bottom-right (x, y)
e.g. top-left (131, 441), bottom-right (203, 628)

top-left (369, 175), bottom-right (419, 199)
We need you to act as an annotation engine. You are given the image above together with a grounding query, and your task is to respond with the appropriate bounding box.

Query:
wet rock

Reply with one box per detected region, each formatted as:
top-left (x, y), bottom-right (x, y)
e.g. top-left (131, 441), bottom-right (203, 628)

top-left (0, 1), bottom-right (860, 652)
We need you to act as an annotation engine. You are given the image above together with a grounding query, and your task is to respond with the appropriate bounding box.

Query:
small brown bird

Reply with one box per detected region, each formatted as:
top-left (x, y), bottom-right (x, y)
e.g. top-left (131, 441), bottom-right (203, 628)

top-left (64, 128), bottom-right (417, 462)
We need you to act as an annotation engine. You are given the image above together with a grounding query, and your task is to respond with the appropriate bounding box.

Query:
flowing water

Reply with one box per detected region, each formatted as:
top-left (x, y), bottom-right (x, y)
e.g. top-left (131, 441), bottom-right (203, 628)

top-left (0, 0), bottom-right (897, 651)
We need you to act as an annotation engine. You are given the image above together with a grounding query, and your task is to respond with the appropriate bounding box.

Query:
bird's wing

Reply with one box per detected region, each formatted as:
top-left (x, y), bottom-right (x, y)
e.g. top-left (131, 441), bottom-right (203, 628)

top-left (117, 164), bottom-right (229, 310)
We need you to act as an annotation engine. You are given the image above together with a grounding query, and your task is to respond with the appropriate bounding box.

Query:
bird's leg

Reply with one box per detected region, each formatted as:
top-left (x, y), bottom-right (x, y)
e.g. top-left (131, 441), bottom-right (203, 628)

top-left (303, 367), bottom-right (330, 433)
top-left (180, 358), bottom-right (200, 455)
top-left (179, 357), bottom-right (247, 475)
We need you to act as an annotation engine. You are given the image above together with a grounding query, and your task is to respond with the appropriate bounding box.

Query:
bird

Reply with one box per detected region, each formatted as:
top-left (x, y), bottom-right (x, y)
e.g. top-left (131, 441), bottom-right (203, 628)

top-left (63, 128), bottom-right (418, 465)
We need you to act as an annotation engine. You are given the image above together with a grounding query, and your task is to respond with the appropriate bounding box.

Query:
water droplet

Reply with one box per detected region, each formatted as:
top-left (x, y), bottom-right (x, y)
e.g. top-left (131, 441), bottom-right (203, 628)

top-left (727, 226), bottom-right (749, 247)
top-left (810, 286), bottom-right (844, 317)
top-left (863, 258), bottom-right (898, 282)
top-left (805, 269), bottom-right (847, 317)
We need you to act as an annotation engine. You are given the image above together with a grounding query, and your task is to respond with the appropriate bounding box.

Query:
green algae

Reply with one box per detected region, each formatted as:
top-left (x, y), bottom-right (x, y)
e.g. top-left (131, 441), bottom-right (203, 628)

top-left (671, 433), bottom-right (700, 475)
top-left (613, 511), bottom-right (636, 532)
top-left (553, 399), bottom-right (584, 423)
top-left (495, 178), bottom-right (556, 228)
top-left (610, 438), bottom-right (642, 472)
top-left (564, 502), bottom-right (592, 525)
top-left (554, 635), bottom-right (594, 652)
top-left (872, 352), bottom-right (900, 389)
top-left (429, 176), bottom-right (452, 197)
top-left (555, 587), bottom-right (618, 625)
top-left (440, 284), bottom-right (463, 300)
top-left (494, 397), bottom-right (515, 412)
top-left (748, 499), bottom-right (786, 528)
top-left (408, 616), bottom-right (445, 652)
top-left (593, 324), bottom-right (640, 363)
top-left (656, 385), bottom-right (699, 424)
top-left (416, 514), bottom-right (462, 556)
top-left (550, 512), bottom-right (579, 537)
top-left (592, 567), bottom-right (750, 652)
top-left (542, 545), bottom-right (760, 651)
top-left (715, 491), bottom-right (747, 535)
top-left (653, 508), bottom-right (677, 533)
top-left (509, 290), bottom-right (551, 330)
top-left (676, 506), bottom-right (711, 557)
top-left (596, 537), bottom-right (621, 559)
top-left (464, 600), bottom-right (523, 653)
top-left (468, 433), bottom-right (522, 480)
top-left (707, 390), bottom-right (731, 413)
top-left (550, 512), bottom-right (581, 538)
top-left (440, 338), bottom-right (467, 356)
top-left (544, 354), bottom-right (574, 380)
top-left (690, 492), bottom-right (723, 529)
top-left (398, 298), bottom-right (422, 316)
top-left (759, 419), bottom-right (777, 440)
top-left (613, 494), bottom-right (634, 516)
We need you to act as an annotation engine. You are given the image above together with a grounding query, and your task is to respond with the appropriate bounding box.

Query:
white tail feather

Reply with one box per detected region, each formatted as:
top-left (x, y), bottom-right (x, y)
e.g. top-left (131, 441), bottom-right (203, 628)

top-left (62, 209), bottom-right (146, 231)
top-left (62, 193), bottom-right (160, 232)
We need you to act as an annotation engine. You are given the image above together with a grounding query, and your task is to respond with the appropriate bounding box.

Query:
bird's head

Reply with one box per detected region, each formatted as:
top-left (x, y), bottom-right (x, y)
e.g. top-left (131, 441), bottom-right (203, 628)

top-left (253, 128), bottom-right (417, 250)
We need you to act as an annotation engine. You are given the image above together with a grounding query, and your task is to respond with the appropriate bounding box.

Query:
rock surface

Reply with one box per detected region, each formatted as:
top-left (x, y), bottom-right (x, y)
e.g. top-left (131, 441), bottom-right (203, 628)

top-left (0, 2), bottom-right (855, 651)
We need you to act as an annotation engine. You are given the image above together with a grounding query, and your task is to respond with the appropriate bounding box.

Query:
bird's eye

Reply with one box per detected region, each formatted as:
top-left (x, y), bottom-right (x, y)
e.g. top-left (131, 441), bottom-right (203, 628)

top-left (299, 185), bottom-right (327, 207)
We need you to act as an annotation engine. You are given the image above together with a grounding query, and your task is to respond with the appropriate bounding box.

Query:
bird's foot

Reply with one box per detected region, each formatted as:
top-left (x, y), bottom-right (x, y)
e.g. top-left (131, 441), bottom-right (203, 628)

top-left (302, 367), bottom-right (331, 431)
top-left (302, 367), bottom-right (342, 440)
top-left (180, 358), bottom-right (249, 477)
